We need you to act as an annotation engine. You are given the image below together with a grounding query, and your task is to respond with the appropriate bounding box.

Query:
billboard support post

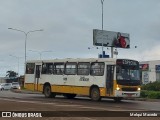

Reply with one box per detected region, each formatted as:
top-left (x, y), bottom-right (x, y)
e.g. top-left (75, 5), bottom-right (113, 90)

top-left (95, 1), bottom-right (130, 58)
top-left (111, 47), bottom-right (114, 58)
top-left (101, 0), bottom-right (104, 57)
top-left (101, 0), bottom-right (104, 31)
top-left (101, 0), bottom-right (113, 58)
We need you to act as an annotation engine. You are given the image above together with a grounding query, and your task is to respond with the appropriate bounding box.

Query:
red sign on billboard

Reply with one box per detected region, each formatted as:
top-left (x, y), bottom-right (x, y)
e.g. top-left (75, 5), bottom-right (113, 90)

top-left (140, 64), bottom-right (149, 71)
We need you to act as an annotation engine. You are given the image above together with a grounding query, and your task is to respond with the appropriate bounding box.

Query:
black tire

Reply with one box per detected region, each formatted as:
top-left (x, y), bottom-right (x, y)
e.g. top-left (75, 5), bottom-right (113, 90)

top-left (114, 97), bottom-right (123, 102)
top-left (51, 92), bottom-right (56, 98)
top-left (90, 87), bottom-right (101, 101)
top-left (63, 94), bottom-right (76, 99)
top-left (43, 85), bottom-right (56, 98)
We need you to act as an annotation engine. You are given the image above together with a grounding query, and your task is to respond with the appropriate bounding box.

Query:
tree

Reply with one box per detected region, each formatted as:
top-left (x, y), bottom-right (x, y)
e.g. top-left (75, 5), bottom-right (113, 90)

top-left (6, 70), bottom-right (18, 78)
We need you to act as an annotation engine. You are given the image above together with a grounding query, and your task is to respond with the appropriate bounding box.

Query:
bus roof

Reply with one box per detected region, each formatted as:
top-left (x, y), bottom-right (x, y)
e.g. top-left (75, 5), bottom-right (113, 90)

top-left (26, 58), bottom-right (138, 64)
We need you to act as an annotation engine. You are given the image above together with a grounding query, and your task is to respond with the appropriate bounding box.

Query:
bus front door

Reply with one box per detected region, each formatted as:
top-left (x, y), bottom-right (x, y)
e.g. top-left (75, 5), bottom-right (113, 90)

top-left (106, 65), bottom-right (114, 96)
top-left (34, 65), bottom-right (41, 91)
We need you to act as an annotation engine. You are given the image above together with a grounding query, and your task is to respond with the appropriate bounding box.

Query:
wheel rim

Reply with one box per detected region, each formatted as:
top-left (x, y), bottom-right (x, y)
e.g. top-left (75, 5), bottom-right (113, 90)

top-left (45, 86), bottom-right (50, 97)
top-left (91, 88), bottom-right (100, 101)
top-left (92, 91), bottom-right (99, 98)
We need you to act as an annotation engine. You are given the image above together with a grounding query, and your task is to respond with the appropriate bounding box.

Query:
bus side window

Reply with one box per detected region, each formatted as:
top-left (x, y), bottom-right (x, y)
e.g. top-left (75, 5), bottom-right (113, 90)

top-left (65, 62), bottom-right (77, 75)
top-left (53, 63), bottom-right (64, 75)
top-left (26, 63), bottom-right (35, 74)
top-left (42, 63), bottom-right (53, 74)
top-left (47, 63), bottom-right (53, 74)
top-left (90, 62), bottom-right (104, 76)
top-left (77, 62), bottom-right (90, 75)
top-left (42, 63), bottom-right (47, 74)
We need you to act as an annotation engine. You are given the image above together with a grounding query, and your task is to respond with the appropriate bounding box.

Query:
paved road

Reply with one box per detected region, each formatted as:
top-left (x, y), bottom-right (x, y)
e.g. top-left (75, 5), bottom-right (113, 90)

top-left (0, 90), bottom-right (160, 120)
top-left (0, 90), bottom-right (160, 111)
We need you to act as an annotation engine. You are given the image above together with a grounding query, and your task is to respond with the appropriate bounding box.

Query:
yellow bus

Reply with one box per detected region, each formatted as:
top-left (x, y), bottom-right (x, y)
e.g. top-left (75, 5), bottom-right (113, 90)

top-left (24, 58), bottom-right (141, 102)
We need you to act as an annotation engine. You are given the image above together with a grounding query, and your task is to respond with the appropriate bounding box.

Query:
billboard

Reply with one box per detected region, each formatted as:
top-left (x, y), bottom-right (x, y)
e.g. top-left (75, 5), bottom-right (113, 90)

top-left (93, 29), bottom-right (130, 48)
top-left (155, 65), bottom-right (160, 72)
top-left (139, 64), bottom-right (149, 71)
top-left (142, 72), bottom-right (149, 84)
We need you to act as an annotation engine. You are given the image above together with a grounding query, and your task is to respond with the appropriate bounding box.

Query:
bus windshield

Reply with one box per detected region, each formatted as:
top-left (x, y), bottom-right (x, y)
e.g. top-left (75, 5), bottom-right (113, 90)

top-left (116, 59), bottom-right (140, 81)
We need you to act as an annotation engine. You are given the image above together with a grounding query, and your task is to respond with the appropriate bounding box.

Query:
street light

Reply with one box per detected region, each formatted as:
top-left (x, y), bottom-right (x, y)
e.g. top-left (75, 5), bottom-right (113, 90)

top-left (28, 50), bottom-right (53, 60)
top-left (8, 28), bottom-right (43, 64)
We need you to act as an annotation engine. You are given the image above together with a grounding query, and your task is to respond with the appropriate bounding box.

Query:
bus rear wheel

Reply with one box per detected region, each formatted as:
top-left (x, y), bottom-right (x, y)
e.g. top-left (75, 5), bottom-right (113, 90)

top-left (63, 94), bottom-right (76, 99)
top-left (90, 87), bottom-right (101, 101)
top-left (43, 85), bottom-right (56, 98)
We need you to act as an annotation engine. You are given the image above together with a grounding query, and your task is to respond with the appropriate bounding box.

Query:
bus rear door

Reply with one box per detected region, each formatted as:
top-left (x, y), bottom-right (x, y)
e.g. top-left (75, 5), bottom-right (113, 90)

top-left (34, 64), bottom-right (41, 91)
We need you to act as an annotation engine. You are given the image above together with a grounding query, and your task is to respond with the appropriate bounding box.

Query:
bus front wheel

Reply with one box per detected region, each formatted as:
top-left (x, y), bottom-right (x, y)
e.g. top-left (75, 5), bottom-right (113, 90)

top-left (90, 87), bottom-right (101, 101)
top-left (43, 85), bottom-right (56, 98)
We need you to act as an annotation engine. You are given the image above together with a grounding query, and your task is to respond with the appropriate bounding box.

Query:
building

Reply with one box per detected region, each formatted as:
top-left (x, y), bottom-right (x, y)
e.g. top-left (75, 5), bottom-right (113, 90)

top-left (140, 60), bottom-right (160, 84)
top-left (0, 77), bottom-right (7, 83)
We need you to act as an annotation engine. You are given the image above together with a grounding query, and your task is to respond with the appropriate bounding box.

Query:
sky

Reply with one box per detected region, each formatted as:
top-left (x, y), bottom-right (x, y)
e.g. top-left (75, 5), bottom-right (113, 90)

top-left (0, 0), bottom-right (160, 76)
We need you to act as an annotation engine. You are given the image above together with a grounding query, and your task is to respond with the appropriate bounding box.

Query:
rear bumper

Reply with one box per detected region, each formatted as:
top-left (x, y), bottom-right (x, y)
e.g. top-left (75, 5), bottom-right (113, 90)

top-left (115, 90), bottom-right (140, 98)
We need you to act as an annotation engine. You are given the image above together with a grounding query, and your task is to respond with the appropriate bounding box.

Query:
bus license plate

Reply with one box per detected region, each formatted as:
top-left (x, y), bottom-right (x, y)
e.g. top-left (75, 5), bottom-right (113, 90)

top-left (127, 93), bottom-right (133, 97)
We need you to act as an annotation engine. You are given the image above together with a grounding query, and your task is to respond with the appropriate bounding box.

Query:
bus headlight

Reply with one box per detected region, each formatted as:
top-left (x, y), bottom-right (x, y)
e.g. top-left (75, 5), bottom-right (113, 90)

top-left (137, 87), bottom-right (141, 91)
top-left (116, 85), bottom-right (120, 91)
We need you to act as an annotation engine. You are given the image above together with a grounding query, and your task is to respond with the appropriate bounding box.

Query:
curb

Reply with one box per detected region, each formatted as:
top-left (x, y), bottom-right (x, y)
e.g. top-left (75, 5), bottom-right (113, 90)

top-left (11, 89), bottom-right (41, 94)
top-left (125, 97), bottom-right (160, 102)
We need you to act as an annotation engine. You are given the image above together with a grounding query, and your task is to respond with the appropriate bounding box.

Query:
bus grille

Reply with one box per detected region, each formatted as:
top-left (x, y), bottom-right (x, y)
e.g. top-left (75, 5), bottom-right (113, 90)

top-left (122, 87), bottom-right (137, 91)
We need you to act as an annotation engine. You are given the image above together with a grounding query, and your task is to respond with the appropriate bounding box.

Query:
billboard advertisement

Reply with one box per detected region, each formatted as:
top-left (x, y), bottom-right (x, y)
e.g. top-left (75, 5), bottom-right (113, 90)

top-left (93, 29), bottom-right (130, 48)
top-left (155, 65), bottom-right (160, 72)
top-left (139, 64), bottom-right (149, 71)
top-left (142, 72), bottom-right (149, 84)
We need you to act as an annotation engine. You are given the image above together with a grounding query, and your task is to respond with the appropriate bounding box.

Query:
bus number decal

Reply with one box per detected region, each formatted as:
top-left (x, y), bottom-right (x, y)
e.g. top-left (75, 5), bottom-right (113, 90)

top-left (79, 77), bottom-right (89, 81)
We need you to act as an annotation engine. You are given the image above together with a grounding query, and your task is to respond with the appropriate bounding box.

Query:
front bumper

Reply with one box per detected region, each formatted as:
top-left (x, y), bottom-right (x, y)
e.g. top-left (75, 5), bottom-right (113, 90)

top-left (115, 90), bottom-right (140, 98)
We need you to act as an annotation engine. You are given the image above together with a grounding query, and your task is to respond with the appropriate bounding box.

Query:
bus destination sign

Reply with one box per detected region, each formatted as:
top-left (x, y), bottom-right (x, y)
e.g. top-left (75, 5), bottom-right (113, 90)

top-left (117, 59), bottom-right (138, 66)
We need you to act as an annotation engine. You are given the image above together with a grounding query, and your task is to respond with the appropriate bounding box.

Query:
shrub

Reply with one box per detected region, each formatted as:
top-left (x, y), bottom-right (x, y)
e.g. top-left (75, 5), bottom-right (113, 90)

top-left (141, 81), bottom-right (160, 91)
top-left (147, 91), bottom-right (160, 99)
top-left (140, 90), bottom-right (147, 98)
top-left (140, 90), bottom-right (160, 99)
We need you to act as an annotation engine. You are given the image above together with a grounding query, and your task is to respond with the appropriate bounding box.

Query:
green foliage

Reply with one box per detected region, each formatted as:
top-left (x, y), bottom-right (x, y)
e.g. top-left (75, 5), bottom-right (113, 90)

top-left (140, 90), bottom-right (160, 99)
top-left (6, 70), bottom-right (18, 78)
top-left (140, 90), bottom-right (148, 98)
top-left (147, 91), bottom-right (160, 99)
top-left (141, 81), bottom-right (160, 91)
top-left (141, 82), bottom-right (160, 99)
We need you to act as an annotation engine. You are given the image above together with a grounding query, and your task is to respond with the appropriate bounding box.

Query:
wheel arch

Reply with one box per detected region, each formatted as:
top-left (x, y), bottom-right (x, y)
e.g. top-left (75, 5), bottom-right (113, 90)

top-left (89, 84), bottom-right (100, 97)
top-left (43, 82), bottom-right (51, 93)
